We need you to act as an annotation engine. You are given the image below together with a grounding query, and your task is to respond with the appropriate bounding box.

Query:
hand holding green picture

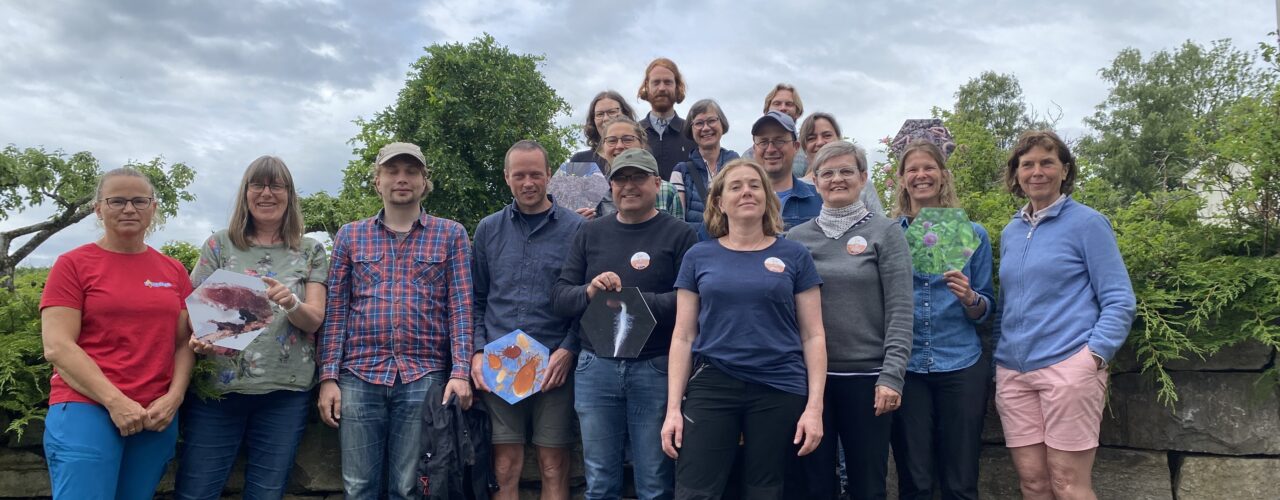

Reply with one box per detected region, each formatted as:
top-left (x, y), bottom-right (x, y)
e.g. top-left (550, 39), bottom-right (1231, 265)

top-left (905, 208), bottom-right (980, 275)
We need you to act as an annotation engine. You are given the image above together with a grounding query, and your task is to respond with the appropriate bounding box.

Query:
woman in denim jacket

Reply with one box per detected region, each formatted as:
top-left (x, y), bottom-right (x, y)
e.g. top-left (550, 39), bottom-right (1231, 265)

top-left (889, 139), bottom-right (995, 500)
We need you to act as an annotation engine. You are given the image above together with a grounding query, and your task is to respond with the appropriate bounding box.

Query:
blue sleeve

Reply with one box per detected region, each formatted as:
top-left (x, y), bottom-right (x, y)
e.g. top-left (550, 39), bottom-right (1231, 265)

top-left (1081, 214), bottom-right (1137, 362)
top-left (470, 219), bottom-right (491, 352)
top-left (967, 223), bottom-right (996, 325)
top-left (674, 244), bottom-right (700, 292)
top-left (792, 244), bottom-right (822, 293)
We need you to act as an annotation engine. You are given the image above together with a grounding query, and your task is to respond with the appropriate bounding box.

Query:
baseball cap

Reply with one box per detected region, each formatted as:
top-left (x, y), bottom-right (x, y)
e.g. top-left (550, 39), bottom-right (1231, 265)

top-left (376, 142), bottom-right (426, 166)
top-left (608, 149), bottom-right (660, 180)
top-left (751, 110), bottom-right (797, 138)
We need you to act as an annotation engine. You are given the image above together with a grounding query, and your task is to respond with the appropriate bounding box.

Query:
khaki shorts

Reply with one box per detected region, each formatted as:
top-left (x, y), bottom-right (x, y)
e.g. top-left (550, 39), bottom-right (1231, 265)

top-left (482, 376), bottom-right (576, 448)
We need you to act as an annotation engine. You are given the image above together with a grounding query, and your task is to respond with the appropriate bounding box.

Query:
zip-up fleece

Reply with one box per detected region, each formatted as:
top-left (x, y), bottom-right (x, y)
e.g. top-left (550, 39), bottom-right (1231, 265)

top-left (996, 196), bottom-right (1136, 373)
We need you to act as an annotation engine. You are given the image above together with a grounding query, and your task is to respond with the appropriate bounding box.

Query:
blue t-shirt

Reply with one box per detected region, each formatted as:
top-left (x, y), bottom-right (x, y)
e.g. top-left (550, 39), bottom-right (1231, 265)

top-left (776, 188), bottom-right (793, 208)
top-left (674, 237), bottom-right (823, 395)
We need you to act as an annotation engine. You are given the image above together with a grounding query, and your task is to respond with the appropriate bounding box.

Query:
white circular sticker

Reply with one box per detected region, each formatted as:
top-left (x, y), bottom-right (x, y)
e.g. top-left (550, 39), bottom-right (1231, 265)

top-left (847, 235), bottom-right (868, 255)
top-left (764, 257), bottom-right (786, 273)
top-left (630, 252), bottom-right (651, 270)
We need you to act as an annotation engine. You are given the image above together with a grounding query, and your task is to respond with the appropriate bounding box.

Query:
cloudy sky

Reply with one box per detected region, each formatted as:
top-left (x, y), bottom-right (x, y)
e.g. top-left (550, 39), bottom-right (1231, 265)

top-left (2, 0), bottom-right (1275, 266)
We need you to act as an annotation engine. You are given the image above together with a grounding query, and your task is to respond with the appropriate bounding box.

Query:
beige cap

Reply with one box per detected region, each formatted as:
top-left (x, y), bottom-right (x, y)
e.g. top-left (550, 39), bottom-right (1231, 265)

top-left (376, 142), bottom-right (426, 166)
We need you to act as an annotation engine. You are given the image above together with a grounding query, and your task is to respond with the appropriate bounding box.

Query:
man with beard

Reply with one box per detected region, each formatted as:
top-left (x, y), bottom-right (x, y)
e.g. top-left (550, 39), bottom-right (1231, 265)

top-left (471, 140), bottom-right (584, 500)
top-left (318, 142), bottom-right (474, 499)
top-left (751, 111), bottom-right (821, 231)
top-left (637, 58), bottom-right (696, 181)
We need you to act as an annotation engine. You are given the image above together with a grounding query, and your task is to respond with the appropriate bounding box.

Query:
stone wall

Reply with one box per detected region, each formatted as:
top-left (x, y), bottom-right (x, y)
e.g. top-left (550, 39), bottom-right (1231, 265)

top-left (1, 341), bottom-right (1277, 499)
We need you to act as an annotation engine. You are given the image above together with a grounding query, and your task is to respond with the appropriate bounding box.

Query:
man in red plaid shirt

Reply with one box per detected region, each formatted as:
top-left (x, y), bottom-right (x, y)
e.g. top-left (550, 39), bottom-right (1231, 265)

top-left (317, 142), bottom-right (474, 499)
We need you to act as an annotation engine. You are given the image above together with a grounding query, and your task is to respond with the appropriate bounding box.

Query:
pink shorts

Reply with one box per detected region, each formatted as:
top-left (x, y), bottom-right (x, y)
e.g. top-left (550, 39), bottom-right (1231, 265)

top-left (995, 346), bottom-right (1108, 452)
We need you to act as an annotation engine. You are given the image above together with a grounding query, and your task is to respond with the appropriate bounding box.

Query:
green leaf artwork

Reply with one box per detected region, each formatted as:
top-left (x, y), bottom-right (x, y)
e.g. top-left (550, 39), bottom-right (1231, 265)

top-left (905, 208), bottom-right (980, 275)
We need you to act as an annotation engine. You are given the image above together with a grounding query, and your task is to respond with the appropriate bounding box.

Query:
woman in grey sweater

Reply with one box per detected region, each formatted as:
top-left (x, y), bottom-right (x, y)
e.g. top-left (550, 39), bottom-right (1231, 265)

top-left (786, 140), bottom-right (914, 500)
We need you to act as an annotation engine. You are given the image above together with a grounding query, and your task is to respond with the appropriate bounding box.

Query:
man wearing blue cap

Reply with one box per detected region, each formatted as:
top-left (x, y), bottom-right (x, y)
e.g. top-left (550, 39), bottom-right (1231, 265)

top-left (751, 110), bottom-right (822, 230)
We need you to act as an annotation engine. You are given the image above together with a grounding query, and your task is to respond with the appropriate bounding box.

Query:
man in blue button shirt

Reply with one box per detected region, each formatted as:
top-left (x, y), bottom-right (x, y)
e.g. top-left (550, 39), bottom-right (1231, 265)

top-left (471, 140), bottom-right (585, 500)
top-left (751, 110), bottom-right (821, 230)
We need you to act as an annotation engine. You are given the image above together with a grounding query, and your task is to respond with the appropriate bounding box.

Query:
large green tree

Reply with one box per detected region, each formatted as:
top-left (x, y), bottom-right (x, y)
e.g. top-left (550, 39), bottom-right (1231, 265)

top-left (303, 34), bottom-right (574, 234)
top-left (1078, 39), bottom-right (1273, 195)
top-left (947, 71), bottom-right (1052, 149)
top-left (0, 146), bottom-right (195, 287)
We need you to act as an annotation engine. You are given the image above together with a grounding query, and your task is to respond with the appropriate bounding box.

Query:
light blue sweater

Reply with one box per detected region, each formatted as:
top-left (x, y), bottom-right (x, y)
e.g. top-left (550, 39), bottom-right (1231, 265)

top-left (996, 196), bottom-right (1136, 373)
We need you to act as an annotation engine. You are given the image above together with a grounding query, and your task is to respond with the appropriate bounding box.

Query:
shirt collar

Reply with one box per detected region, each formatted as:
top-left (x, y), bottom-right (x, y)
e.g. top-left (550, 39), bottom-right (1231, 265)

top-left (790, 177), bottom-right (819, 199)
top-left (1017, 194), bottom-right (1069, 224)
top-left (504, 197), bottom-right (559, 220)
top-left (374, 208), bottom-right (429, 228)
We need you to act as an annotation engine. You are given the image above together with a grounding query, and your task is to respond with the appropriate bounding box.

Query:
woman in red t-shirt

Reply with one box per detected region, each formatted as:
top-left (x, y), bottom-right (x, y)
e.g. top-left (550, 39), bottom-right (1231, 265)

top-left (40, 167), bottom-right (194, 499)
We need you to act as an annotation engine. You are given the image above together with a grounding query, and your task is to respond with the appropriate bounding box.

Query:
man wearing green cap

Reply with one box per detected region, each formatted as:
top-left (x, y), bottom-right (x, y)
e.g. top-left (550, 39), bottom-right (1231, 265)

top-left (552, 148), bottom-right (698, 500)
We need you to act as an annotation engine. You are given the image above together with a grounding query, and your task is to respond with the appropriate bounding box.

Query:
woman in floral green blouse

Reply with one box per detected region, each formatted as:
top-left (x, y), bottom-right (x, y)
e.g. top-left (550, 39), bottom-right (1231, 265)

top-left (175, 156), bottom-right (329, 500)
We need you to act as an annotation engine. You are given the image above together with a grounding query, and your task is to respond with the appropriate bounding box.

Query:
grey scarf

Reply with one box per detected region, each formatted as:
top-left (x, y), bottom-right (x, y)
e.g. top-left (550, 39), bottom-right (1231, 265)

top-left (816, 202), bottom-right (870, 239)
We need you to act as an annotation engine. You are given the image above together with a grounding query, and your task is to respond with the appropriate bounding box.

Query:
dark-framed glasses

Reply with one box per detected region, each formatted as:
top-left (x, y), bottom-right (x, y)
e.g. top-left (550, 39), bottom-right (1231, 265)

top-left (102, 197), bottom-right (154, 210)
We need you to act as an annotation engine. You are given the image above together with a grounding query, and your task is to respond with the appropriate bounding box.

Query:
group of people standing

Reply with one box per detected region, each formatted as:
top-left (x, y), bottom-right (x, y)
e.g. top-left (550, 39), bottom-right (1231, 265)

top-left (38, 56), bottom-right (1136, 500)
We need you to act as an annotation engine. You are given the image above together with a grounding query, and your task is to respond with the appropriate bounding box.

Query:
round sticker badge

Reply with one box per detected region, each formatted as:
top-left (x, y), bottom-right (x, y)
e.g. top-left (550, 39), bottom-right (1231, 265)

top-left (630, 252), bottom-right (651, 270)
top-left (764, 257), bottom-right (786, 273)
top-left (847, 235), bottom-right (868, 255)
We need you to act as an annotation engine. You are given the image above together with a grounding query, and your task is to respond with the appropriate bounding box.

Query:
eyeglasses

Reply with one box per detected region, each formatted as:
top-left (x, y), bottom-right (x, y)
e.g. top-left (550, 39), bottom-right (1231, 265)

top-left (594, 107), bottom-right (622, 120)
top-left (754, 138), bottom-right (793, 150)
top-left (603, 135), bottom-right (640, 147)
top-left (102, 197), bottom-right (154, 210)
top-left (692, 117), bottom-right (721, 130)
top-left (815, 167), bottom-right (862, 182)
top-left (610, 172), bottom-right (653, 185)
top-left (248, 182), bottom-right (289, 194)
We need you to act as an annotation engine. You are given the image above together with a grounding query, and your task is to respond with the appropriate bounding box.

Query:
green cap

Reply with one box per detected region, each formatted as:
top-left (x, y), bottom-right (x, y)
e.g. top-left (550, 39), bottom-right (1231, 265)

top-left (608, 148), bottom-right (660, 180)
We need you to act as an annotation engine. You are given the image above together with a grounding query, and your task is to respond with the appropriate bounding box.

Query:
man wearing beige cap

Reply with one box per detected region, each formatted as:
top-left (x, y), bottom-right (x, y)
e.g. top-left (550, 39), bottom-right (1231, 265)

top-left (552, 148), bottom-right (698, 499)
top-left (318, 142), bottom-right (475, 499)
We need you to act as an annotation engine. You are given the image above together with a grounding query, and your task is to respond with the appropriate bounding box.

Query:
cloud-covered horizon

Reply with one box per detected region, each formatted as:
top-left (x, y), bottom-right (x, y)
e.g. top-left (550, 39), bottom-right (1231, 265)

top-left (2, 0), bottom-right (1273, 266)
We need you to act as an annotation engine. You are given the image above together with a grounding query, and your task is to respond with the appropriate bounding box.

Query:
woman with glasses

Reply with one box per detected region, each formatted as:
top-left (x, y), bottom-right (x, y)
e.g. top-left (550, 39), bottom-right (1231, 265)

top-left (174, 156), bottom-right (329, 499)
top-left (593, 115), bottom-right (684, 220)
top-left (797, 112), bottom-right (884, 216)
top-left (40, 168), bottom-right (195, 499)
top-left (670, 99), bottom-right (738, 225)
top-left (787, 141), bottom-right (913, 499)
top-left (661, 158), bottom-right (826, 497)
top-left (571, 90), bottom-right (637, 169)
top-left (888, 139), bottom-right (995, 500)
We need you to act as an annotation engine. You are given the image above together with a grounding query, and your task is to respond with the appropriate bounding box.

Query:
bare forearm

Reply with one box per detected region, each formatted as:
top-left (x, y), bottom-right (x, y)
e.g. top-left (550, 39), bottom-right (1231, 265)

top-left (802, 335), bottom-right (826, 410)
top-left (49, 344), bottom-right (130, 407)
top-left (167, 345), bottom-right (194, 396)
top-left (666, 337), bottom-right (694, 412)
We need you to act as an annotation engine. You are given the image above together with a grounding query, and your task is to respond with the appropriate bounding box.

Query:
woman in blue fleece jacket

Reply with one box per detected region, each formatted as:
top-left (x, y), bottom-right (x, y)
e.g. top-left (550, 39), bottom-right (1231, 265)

top-left (995, 130), bottom-right (1136, 500)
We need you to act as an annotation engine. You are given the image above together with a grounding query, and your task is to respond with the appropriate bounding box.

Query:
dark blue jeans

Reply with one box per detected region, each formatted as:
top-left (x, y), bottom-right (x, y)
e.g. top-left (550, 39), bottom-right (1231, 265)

top-left (175, 389), bottom-right (312, 500)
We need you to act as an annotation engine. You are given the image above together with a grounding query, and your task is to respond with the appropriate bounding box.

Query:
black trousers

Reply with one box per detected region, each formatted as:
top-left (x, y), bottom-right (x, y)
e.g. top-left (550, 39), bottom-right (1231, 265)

top-left (675, 363), bottom-right (805, 500)
top-left (785, 375), bottom-right (892, 500)
top-left (890, 360), bottom-right (991, 500)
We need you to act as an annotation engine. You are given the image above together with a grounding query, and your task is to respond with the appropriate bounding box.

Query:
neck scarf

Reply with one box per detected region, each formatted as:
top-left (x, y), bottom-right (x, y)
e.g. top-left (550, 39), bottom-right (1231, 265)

top-left (816, 201), bottom-right (870, 239)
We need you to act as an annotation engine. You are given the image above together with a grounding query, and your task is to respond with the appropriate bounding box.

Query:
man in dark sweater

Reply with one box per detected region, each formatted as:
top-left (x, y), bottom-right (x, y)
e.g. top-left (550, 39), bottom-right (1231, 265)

top-left (551, 148), bottom-right (698, 500)
top-left (636, 57), bottom-right (696, 181)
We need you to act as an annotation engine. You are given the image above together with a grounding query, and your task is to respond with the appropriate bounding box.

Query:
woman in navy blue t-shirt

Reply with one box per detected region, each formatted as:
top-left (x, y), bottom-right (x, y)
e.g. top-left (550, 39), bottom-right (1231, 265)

top-left (661, 158), bottom-right (827, 498)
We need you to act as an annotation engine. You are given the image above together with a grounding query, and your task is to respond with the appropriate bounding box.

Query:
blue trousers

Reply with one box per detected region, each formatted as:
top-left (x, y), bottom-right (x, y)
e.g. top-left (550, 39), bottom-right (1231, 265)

top-left (338, 372), bottom-right (442, 500)
top-left (574, 351), bottom-right (673, 500)
top-left (174, 389), bottom-right (312, 500)
top-left (44, 401), bottom-right (179, 500)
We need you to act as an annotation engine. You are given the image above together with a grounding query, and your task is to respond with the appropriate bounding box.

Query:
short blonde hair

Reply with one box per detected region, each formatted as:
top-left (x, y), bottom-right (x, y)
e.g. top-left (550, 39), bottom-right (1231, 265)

top-left (703, 158), bottom-right (783, 238)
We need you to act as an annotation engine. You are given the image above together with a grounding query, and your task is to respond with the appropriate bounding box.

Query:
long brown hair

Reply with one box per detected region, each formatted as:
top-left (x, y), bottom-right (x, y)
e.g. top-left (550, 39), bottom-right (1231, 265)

top-left (228, 155), bottom-right (304, 251)
top-left (703, 159), bottom-right (783, 238)
top-left (583, 90), bottom-right (636, 149)
top-left (892, 140), bottom-right (960, 218)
